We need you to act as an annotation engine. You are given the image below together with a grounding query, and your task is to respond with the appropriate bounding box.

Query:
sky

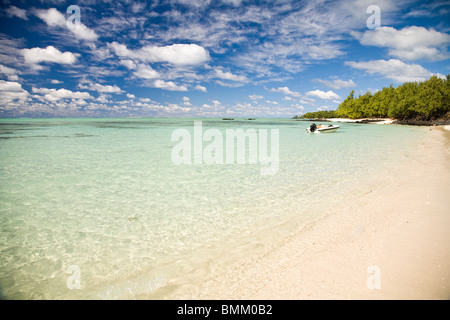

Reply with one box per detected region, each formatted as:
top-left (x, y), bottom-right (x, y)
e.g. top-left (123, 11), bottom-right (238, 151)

top-left (0, 0), bottom-right (449, 118)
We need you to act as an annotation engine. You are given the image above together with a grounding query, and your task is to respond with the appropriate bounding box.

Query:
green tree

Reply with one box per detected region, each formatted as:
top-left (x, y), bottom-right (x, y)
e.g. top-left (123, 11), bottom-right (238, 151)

top-left (388, 82), bottom-right (418, 119)
top-left (415, 76), bottom-right (445, 119)
top-left (336, 90), bottom-right (355, 118)
top-left (303, 76), bottom-right (450, 120)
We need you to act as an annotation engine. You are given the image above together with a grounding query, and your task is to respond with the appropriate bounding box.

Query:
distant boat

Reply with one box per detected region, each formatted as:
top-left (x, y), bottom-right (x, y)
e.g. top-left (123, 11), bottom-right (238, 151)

top-left (222, 118), bottom-right (234, 120)
top-left (247, 118), bottom-right (256, 120)
top-left (306, 123), bottom-right (339, 133)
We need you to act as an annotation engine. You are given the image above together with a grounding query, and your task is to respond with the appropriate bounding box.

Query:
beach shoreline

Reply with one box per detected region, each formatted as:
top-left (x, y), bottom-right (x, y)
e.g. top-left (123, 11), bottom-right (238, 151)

top-left (297, 118), bottom-right (450, 126)
top-left (187, 126), bottom-right (450, 300)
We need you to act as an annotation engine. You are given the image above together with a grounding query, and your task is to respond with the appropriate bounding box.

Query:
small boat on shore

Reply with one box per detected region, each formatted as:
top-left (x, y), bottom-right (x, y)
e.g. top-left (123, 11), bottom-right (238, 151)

top-left (306, 123), bottom-right (339, 133)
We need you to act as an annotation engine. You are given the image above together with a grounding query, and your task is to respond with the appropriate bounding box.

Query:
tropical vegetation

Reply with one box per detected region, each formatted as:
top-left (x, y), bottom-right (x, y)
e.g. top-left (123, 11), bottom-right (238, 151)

top-left (295, 75), bottom-right (450, 121)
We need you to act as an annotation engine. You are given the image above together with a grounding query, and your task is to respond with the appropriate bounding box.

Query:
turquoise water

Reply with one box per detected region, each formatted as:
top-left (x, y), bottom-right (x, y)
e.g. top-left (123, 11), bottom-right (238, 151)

top-left (0, 118), bottom-right (426, 299)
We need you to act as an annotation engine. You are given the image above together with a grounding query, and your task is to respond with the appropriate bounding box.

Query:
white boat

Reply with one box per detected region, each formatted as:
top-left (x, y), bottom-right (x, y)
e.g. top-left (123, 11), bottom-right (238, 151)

top-left (306, 123), bottom-right (340, 133)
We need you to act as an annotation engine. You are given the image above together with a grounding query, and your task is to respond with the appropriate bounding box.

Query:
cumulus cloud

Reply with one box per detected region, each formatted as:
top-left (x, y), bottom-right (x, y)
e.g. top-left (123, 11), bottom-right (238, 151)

top-left (32, 87), bottom-right (93, 101)
top-left (0, 80), bottom-right (25, 92)
top-left (174, 0), bottom-right (212, 8)
top-left (153, 80), bottom-right (188, 91)
top-left (194, 85), bottom-right (207, 92)
top-left (21, 46), bottom-right (78, 70)
top-left (78, 82), bottom-right (123, 94)
top-left (144, 44), bottom-right (210, 66)
top-left (182, 96), bottom-right (192, 106)
top-left (70, 24), bottom-right (99, 42)
top-left (215, 80), bottom-right (244, 88)
top-left (133, 64), bottom-right (160, 79)
top-left (222, 0), bottom-right (242, 6)
top-left (97, 94), bottom-right (111, 103)
top-left (202, 100), bottom-right (222, 109)
top-left (269, 86), bottom-right (301, 97)
top-left (0, 80), bottom-right (29, 103)
top-left (6, 6), bottom-right (28, 20)
top-left (345, 59), bottom-right (445, 83)
top-left (316, 79), bottom-right (356, 90)
top-left (354, 26), bottom-right (450, 61)
top-left (295, 104), bottom-right (305, 111)
top-left (120, 60), bottom-right (137, 70)
top-left (306, 90), bottom-right (340, 100)
top-left (35, 8), bottom-right (66, 27)
top-left (109, 42), bottom-right (210, 66)
top-left (214, 69), bottom-right (247, 82)
top-left (35, 8), bottom-right (98, 41)
top-left (248, 94), bottom-right (264, 101)
top-left (0, 64), bottom-right (20, 81)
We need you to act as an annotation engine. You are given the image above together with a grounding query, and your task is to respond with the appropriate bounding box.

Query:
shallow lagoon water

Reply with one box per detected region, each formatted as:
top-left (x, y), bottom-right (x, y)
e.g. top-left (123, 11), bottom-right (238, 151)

top-left (0, 118), bottom-right (425, 299)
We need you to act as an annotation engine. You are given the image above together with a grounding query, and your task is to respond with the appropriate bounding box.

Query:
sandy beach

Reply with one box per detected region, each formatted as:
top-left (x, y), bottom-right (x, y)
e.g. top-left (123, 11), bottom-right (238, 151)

top-left (327, 118), bottom-right (395, 124)
top-left (191, 126), bottom-right (450, 300)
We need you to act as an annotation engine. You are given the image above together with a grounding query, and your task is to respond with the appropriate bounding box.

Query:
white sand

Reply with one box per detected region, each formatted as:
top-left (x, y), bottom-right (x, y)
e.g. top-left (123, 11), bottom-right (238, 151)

top-left (328, 118), bottom-right (395, 124)
top-left (191, 126), bottom-right (450, 300)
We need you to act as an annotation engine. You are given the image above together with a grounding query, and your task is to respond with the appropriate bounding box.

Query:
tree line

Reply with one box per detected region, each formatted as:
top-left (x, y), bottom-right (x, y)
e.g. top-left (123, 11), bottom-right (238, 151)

top-left (295, 75), bottom-right (450, 120)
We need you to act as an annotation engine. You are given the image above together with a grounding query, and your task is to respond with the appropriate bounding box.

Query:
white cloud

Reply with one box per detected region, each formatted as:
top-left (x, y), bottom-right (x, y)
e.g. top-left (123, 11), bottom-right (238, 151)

top-left (97, 94), bottom-right (111, 103)
top-left (174, 0), bottom-right (211, 8)
top-left (202, 100), bottom-right (222, 109)
top-left (215, 80), bottom-right (244, 87)
top-left (222, 0), bottom-right (242, 6)
top-left (300, 97), bottom-right (315, 104)
top-left (108, 42), bottom-right (132, 57)
top-left (70, 24), bottom-right (99, 42)
top-left (133, 64), bottom-right (160, 79)
top-left (126, 93), bottom-right (136, 99)
top-left (6, 6), bottom-right (28, 20)
top-left (32, 87), bottom-right (93, 101)
top-left (316, 79), bottom-right (356, 90)
top-left (0, 80), bottom-right (25, 92)
top-left (269, 86), bottom-right (301, 97)
top-left (355, 26), bottom-right (450, 61)
top-left (153, 80), bottom-right (188, 91)
top-left (120, 60), bottom-right (137, 70)
top-left (0, 80), bottom-right (29, 103)
top-left (306, 90), bottom-right (340, 100)
top-left (109, 42), bottom-right (210, 66)
top-left (194, 85), bottom-right (207, 92)
top-left (249, 94), bottom-right (264, 101)
top-left (345, 59), bottom-right (445, 83)
top-left (35, 8), bottom-right (66, 27)
top-left (35, 8), bottom-right (98, 41)
top-left (182, 96), bottom-right (192, 106)
top-left (21, 46), bottom-right (78, 69)
top-left (0, 64), bottom-right (20, 81)
top-left (50, 79), bottom-right (63, 84)
top-left (214, 69), bottom-right (247, 82)
top-left (78, 82), bottom-right (123, 94)
top-left (143, 44), bottom-right (210, 66)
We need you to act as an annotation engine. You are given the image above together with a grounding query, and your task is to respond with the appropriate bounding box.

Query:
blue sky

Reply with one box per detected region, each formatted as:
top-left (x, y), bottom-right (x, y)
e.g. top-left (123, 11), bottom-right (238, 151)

top-left (0, 0), bottom-right (449, 117)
